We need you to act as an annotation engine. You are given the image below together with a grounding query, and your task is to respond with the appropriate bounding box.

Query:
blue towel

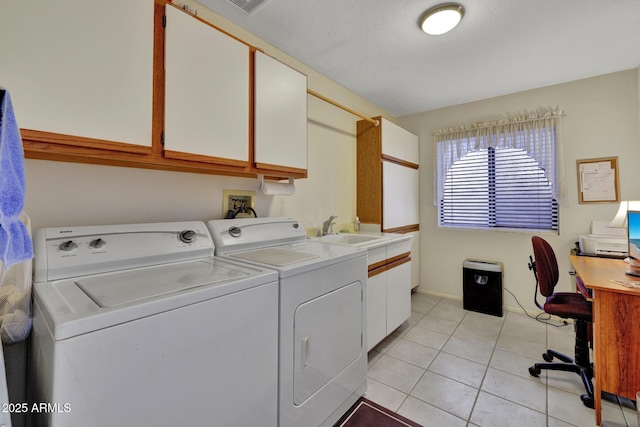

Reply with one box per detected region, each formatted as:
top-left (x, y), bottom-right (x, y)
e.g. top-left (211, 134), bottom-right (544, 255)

top-left (0, 89), bottom-right (33, 269)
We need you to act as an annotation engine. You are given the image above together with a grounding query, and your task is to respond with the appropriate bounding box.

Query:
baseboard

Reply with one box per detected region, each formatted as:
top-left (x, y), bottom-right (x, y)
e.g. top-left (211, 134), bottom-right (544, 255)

top-left (411, 288), bottom-right (572, 324)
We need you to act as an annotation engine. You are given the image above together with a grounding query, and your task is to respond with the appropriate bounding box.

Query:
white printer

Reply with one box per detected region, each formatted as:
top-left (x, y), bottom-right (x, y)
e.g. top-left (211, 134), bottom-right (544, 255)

top-left (578, 220), bottom-right (628, 257)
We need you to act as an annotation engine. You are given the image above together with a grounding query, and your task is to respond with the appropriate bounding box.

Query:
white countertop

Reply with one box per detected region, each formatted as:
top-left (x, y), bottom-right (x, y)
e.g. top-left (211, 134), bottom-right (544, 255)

top-left (309, 231), bottom-right (411, 250)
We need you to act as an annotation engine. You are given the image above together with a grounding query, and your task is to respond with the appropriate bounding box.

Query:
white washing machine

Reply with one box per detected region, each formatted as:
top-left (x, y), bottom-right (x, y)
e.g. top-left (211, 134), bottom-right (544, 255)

top-left (207, 217), bottom-right (368, 427)
top-left (31, 221), bottom-right (279, 427)
top-left (0, 340), bottom-right (11, 427)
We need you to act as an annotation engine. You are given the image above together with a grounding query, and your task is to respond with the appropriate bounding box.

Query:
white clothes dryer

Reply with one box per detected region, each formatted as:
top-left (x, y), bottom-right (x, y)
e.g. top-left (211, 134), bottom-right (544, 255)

top-left (207, 217), bottom-right (368, 427)
top-left (31, 221), bottom-right (279, 427)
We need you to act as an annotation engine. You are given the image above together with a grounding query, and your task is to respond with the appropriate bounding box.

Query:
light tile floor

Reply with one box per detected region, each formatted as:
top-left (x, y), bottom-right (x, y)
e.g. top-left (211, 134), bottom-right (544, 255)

top-left (365, 292), bottom-right (638, 427)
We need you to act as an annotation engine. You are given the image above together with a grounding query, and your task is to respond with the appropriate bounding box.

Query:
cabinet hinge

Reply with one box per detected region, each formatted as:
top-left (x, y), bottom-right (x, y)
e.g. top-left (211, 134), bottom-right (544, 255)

top-left (161, 131), bottom-right (165, 146)
top-left (162, 14), bottom-right (167, 28)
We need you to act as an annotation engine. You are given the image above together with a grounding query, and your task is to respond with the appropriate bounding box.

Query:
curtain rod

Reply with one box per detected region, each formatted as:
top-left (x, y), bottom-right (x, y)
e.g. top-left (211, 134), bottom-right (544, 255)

top-left (307, 89), bottom-right (379, 126)
top-left (434, 110), bottom-right (564, 135)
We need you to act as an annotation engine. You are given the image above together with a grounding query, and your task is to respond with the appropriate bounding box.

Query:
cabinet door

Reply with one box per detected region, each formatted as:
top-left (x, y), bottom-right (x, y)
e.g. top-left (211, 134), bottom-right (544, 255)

top-left (407, 167), bottom-right (420, 225)
top-left (367, 271), bottom-right (387, 351)
top-left (408, 231), bottom-right (420, 289)
top-left (164, 6), bottom-right (249, 166)
top-left (254, 52), bottom-right (308, 172)
top-left (382, 162), bottom-right (419, 230)
top-left (386, 262), bottom-right (411, 334)
top-left (381, 118), bottom-right (419, 164)
top-left (0, 0), bottom-right (153, 148)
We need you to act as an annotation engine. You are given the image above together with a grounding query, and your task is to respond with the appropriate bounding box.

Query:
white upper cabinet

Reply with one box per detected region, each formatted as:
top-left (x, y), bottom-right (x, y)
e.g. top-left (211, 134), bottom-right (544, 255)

top-left (164, 6), bottom-right (250, 165)
top-left (254, 51), bottom-right (308, 172)
top-left (0, 0), bottom-right (153, 147)
top-left (381, 118), bottom-right (419, 164)
top-left (382, 161), bottom-right (419, 230)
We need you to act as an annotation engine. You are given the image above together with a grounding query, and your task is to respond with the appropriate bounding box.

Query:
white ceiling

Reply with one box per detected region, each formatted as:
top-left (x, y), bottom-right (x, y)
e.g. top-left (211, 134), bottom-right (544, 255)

top-left (197, 0), bottom-right (640, 117)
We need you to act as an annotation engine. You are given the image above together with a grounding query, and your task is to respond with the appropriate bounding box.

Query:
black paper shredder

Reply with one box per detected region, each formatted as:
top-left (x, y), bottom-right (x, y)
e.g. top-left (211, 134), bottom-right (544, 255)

top-left (463, 259), bottom-right (504, 317)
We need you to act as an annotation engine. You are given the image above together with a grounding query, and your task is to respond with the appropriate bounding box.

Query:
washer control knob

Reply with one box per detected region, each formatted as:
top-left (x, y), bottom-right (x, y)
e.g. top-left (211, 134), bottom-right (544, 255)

top-left (229, 226), bottom-right (241, 238)
top-left (89, 238), bottom-right (106, 249)
top-left (59, 240), bottom-right (77, 252)
top-left (179, 230), bottom-right (197, 244)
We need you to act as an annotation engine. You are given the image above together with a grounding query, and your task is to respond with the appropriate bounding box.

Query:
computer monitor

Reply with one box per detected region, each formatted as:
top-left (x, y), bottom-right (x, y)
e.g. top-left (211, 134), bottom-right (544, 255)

top-left (626, 210), bottom-right (640, 275)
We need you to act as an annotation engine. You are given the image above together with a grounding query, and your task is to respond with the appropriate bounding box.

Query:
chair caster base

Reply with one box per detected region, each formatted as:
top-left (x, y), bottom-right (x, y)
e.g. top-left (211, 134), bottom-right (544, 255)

top-left (581, 393), bottom-right (594, 409)
top-left (529, 366), bottom-right (541, 377)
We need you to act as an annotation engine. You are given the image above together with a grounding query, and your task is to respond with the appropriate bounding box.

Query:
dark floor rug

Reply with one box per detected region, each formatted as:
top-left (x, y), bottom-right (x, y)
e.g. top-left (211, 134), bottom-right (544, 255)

top-left (334, 397), bottom-right (422, 427)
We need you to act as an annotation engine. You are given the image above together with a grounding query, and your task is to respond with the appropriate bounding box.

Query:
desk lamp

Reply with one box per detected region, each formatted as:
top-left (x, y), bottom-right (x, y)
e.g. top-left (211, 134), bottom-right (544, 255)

top-left (608, 200), bottom-right (640, 228)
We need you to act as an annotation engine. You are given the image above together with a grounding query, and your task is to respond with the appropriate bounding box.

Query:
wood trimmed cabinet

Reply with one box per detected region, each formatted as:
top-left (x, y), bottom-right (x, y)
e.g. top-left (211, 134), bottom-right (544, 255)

top-left (254, 51), bottom-right (308, 175)
top-left (357, 116), bottom-right (420, 288)
top-left (366, 239), bottom-right (412, 351)
top-left (0, 0), bottom-right (155, 154)
top-left (1, 0), bottom-right (308, 179)
top-left (164, 5), bottom-right (250, 168)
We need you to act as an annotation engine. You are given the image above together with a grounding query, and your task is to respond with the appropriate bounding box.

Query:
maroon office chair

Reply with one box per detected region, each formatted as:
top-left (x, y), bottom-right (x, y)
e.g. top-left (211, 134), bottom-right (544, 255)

top-left (528, 236), bottom-right (594, 408)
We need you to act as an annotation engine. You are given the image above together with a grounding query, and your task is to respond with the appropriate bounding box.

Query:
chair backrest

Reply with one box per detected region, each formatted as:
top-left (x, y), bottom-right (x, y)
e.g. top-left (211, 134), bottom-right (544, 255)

top-left (531, 236), bottom-right (560, 297)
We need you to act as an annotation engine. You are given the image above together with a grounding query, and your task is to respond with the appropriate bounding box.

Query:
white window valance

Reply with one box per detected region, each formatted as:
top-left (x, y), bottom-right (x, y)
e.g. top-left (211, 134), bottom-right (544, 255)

top-left (434, 110), bottom-right (567, 207)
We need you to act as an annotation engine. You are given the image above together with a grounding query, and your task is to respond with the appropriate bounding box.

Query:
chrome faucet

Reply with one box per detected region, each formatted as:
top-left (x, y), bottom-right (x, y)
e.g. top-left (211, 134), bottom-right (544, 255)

top-left (322, 215), bottom-right (338, 235)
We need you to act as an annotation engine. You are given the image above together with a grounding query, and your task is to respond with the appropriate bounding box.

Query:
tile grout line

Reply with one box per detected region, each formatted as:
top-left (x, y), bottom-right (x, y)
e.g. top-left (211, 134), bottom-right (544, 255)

top-left (399, 301), bottom-right (494, 425)
top-left (369, 297), bottom-right (577, 426)
top-left (403, 301), bottom-right (469, 424)
top-left (462, 309), bottom-right (507, 427)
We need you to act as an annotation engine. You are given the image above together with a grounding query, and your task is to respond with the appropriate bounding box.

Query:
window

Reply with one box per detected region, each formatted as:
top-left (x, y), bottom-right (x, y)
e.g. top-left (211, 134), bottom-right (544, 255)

top-left (435, 112), bottom-right (563, 232)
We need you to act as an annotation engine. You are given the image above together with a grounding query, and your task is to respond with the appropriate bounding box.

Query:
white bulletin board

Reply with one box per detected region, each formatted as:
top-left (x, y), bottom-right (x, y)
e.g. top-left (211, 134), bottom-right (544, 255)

top-left (577, 157), bottom-right (620, 204)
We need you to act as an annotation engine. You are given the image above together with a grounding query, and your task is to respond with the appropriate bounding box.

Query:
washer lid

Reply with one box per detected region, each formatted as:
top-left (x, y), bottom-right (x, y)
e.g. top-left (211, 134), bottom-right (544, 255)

top-left (34, 258), bottom-right (278, 341)
top-left (76, 260), bottom-right (248, 307)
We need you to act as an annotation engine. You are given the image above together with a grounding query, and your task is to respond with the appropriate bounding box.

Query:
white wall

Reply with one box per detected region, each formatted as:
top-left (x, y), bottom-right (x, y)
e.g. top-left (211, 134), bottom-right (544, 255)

top-left (22, 2), bottom-right (391, 235)
top-left (398, 69), bottom-right (640, 313)
top-left (20, 2), bottom-right (640, 316)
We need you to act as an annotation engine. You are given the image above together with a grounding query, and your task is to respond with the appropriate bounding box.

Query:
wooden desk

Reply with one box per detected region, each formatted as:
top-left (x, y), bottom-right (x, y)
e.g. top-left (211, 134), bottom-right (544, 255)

top-left (569, 255), bottom-right (640, 426)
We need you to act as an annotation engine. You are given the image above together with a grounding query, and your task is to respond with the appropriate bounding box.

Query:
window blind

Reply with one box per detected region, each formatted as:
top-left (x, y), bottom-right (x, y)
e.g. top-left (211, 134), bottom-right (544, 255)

top-left (435, 111), bottom-right (563, 232)
top-left (438, 133), bottom-right (560, 231)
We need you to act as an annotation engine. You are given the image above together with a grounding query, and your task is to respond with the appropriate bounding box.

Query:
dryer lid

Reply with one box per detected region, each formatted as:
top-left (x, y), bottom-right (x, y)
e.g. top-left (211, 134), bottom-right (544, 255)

top-left (230, 247), bottom-right (318, 267)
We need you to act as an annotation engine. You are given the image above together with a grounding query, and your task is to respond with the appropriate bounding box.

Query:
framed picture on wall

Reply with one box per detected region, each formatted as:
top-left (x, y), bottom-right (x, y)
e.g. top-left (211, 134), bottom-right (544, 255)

top-left (576, 156), bottom-right (620, 204)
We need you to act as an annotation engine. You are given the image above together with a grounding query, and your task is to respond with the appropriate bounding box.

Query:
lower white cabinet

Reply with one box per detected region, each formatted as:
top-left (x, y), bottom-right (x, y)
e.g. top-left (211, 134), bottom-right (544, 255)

top-left (367, 272), bottom-right (387, 351)
top-left (408, 230), bottom-right (420, 289)
top-left (386, 261), bottom-right (411, 334)
top-left (366, 239), bottom-right (412, 351)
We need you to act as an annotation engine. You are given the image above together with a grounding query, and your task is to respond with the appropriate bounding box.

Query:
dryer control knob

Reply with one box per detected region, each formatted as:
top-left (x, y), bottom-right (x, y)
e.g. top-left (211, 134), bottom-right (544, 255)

top-left (229, 226), bottom-right (241, 238)
top-left (89, 238), bottom-right (106, 249)
top-left (179, 230), bottom-right (197, 244)
top-left (59, 240), bottom-right (78, 252)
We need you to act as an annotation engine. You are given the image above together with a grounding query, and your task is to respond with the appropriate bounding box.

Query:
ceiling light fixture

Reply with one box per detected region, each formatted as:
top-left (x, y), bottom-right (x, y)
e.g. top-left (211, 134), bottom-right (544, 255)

top-left (419, 3), bottom-right (465, 35)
